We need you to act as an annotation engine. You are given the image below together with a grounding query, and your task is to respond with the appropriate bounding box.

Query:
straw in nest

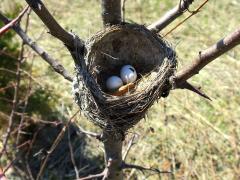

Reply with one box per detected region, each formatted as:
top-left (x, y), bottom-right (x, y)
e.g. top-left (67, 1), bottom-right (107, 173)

top-left (72, 23), bottom-right (177, 135)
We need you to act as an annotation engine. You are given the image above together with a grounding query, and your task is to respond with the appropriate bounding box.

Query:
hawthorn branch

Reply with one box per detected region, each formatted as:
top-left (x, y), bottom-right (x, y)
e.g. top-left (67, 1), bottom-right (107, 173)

top-left (148, 0), bottom-right (195, 33)
top-left (78, 171), bottom-right (105, 180)
top-left (77, 125), bottom-right (102, 140)
top-left (163, 0), bottom-right (209, 37)
top-left (0, 6), bottom-right (29, 36)
top-left (36, 110), bottom-right (80, 180)
top-left (123, 134), bottom-right (137, 161)
top-left (67, 126), bottom-right (80, 179)
top-left (0, 14), bottom-right (27, 158)
top-left (25, 0), bottom-right (79, 49)
top-left (174, 27), bottom-right (240, 86)
top-left (122, 162), bottom-right (172, 174)
top-left (101, 0), bottom-right (122, 26)
top-left (0, 12), bottom-right (73, 82)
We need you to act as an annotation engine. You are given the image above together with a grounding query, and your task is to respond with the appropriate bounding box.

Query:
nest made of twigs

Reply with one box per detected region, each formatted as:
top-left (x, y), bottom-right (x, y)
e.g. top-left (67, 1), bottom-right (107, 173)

top-left (72, 23), bottom-right (177, 134)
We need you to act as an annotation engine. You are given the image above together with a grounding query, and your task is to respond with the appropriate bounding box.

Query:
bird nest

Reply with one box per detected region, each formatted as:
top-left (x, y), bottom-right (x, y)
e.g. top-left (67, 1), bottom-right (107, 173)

top-left (72, 23), bottom-right (177, 135)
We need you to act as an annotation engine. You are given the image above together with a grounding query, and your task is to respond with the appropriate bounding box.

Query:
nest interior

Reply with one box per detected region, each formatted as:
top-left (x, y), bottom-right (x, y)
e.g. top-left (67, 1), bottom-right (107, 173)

top-left (86, 25), bottom-right (167, 92)
top-left (73, 23), bottom-right (177, 135)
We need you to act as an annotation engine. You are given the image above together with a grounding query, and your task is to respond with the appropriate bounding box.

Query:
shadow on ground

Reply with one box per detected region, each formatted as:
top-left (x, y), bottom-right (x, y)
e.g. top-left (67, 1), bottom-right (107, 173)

top-left (13, 120), bottom-right (103, 179)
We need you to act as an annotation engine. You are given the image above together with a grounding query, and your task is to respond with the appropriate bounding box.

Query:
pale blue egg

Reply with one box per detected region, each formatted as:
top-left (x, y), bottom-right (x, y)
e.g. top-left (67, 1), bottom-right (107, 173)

top-left (106, 76), bottom-right (123, 91)
top-left (120, 65), bottom-right (137, 84)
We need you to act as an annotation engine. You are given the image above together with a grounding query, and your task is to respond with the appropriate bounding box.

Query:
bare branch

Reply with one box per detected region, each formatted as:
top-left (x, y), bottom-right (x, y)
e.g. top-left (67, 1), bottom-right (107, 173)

top-left (79, 159), bottom-right (112, 180)
top-left (0, 12), bottom-right (73, 82)
top-left (101, 0), bottom-right (122, 26)
top-left (16, 8), bottom-right (32, 146)
top-left (0, 21), bottom-right (26, 158)
top-left (36, 110), bottom-right (80, 180)
top-left (77, 125), bottom-right (102, 140)
top-left (0, 168), bottom-right (7, 180)
top-left (174, 27), bottom-right (240, 86)
top-left (67, 126), bottom-right (80, 179)
top-left (163, 0), bottom-right (209, 37)
top-left (148, 0), bottom-right (195, 33)
top-left (25, 0), bottom-right (78, 48)
top-left (122, 162), bottom-right (172, 174)
top-left (122, 0), bottom-right (127, 22)
top-left (0, 6), bottom-right (29, 36)
top-left (123, 134), bottom-right (137, 161)
top-left (78, 170), bottom-right (106, 180)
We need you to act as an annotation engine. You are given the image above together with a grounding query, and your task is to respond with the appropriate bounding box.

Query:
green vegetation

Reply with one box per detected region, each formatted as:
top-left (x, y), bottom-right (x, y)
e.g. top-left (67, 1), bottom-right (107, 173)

top-left (0, 0), bottom-right (239, 179)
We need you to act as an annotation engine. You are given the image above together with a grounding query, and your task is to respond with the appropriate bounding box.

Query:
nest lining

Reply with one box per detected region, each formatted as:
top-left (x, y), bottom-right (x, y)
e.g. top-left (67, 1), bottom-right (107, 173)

top-left (72, 23), bottom-right (177, 134)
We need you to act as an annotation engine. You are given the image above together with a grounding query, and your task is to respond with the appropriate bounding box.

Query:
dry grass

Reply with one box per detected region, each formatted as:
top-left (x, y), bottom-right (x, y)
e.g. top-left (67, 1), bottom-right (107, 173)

top-left (1, 0), bottom-right (240, 179)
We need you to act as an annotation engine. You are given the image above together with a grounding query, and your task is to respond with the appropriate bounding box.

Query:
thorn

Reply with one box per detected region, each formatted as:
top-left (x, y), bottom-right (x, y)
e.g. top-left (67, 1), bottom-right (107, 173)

top-left (178, 81), bottom-right (212, 101)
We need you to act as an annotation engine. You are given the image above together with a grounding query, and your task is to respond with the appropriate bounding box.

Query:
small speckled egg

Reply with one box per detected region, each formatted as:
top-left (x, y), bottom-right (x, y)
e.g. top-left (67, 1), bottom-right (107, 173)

top-left (120, 65), bottom-right (137, 84)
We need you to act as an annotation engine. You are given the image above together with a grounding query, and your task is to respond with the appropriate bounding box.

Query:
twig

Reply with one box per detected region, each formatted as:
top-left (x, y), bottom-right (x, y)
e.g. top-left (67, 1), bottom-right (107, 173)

top-left (163, 0), bottom-right (209, 37)
top-left (0, 167), bottom-right (7, 180)
top-left (16, 8), bottom-right (32, 146)
top-left (0, 83), bottom-right (15, 93)
top-left (23, 127), bottom-right (43, 180)
top-left (78, 171), bottom-right (105, 180)
top-left (77, 125), bottom-right (102, 140)
top-left (123, 134), bottom-right (137, 161)
top-left (122, 162), bottom-right (172, 174)
top-left (25, 0), bottom-right (78, 48)
top-left (78, 159), bottom-right (113, 180)
top-left (174, 81), bottom-right (211, 100)
top-left (0, 6), bottom-right (29, 36)
top-left (3, 157), bottom-right (17, 175)
top-left (174, 27), bottom-right (240, 86)
top-left (148, 0), bottom-right (195, 33)
top-left (122, 0), bottom-right (127, 22)
top-left (36, 110), bottom-right (80, 180)
top-left (0, 49), bottom-right (18, 60)
top-left (0, 18), bottom-right (26, 158)
top-left (0, 12), bottom-right (73, 82)
top-left (67, 126), bottom-right (80, 179)
top-left (101, 0), bottom-right (122, 26)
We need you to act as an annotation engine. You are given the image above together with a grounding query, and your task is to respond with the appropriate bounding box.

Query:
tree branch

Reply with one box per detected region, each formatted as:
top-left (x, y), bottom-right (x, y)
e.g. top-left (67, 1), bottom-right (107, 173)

top-left (148, 0), bottom-right (195, 33)
top-left (77, 125), bottom-right (102, 140)
top-left (25, 0), bottom-right (81, 49)
top-left (174, 27), bottom-right (240, 86)
top-left (122, 162), bottom-right (172, 174)
top-left (102, 131), bottom-right (123, 180)
top-left (123, 134), bottom-right (137, 161)
top-left (0, 6), bottom-right (29, 36)
top-left (101, 0), bottom-right (122, 26)
top-left (36, 110), bottom-right (80, 180)
top-left (163, 0), bottom-right (209, 37)
top-left (0, 12), bottom-right (73, 82)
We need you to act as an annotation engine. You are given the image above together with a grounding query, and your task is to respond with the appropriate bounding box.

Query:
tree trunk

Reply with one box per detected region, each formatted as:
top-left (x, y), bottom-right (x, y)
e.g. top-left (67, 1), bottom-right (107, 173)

top-left (103, 131), bottom-right (123, 180)
top-left (101, 0), bottom-right (122, 26)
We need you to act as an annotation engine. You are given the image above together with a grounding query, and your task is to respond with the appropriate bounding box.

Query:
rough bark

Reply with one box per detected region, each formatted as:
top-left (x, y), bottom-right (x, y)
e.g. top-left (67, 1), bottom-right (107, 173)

top-left (103, 132), bottom-right (123, 180)
top-left (101, 0), bottom-right (122, 26)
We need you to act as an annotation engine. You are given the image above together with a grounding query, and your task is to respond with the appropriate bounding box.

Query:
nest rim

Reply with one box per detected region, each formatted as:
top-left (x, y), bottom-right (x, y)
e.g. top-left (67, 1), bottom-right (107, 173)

top-left (73, 23), bottom-right (177, 134)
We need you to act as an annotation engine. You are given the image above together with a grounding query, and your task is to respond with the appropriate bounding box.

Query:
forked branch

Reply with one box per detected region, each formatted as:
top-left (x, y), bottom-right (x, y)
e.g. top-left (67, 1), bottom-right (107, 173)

top-left (25, 0), bottom-right (82, 49)
top-left (148, 0), bottom-right (195, 33)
